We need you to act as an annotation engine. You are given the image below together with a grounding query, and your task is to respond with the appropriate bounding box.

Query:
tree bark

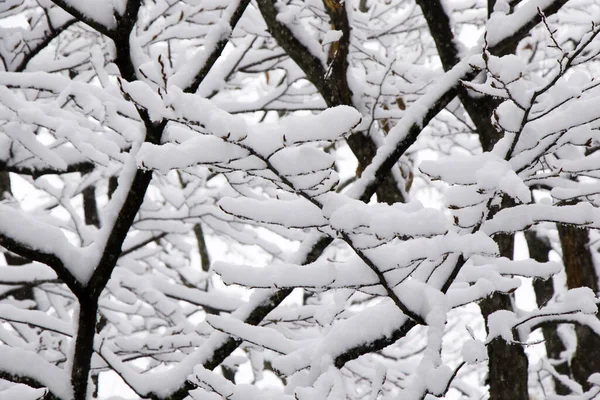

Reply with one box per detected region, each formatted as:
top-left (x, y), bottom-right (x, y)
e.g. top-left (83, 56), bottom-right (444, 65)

top-left (557, 224), bottom-right (600, 390)
top-left (72, 298), bottom-right (99, 400)
top-left (82, 185), bottom-right (100, 229)
top-left (479, 221), bottom-right (529, 400)
top-left (415, 2), bottom-right (530, 397)
top-left (525, 230), bottom-right (570, 395)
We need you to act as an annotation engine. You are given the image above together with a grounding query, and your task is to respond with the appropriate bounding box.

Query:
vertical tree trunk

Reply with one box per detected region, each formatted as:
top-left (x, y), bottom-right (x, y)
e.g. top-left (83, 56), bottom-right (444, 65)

top-left (83, 185), bottom-right (100, 229)
top-left (0, 172), bottom-right (10, 200)
top-left (72, 299), bottom-right (99, 400)
top-left (525, 230), bottom-right (570, 394)
top-left (479, 222), bottom-right (529, 400)
top-left (557, 224), bottom-right (600, 390)
top-left (82, 181), bottom-right (103, 398)
top-left (414, 2), bottom-right (529, 395)
top-left (193, 223), bottom-right (211, 273)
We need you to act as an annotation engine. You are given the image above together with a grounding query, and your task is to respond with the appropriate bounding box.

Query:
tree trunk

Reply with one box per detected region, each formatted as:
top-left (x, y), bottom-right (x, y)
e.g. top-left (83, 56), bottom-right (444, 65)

top-left (72, 299), bottom-right (99, 400)
top-left (525, 230), bottom-right (571, 394)
top-left (479, 225), bottom-right (529, 400)
top-left (557, 224), bottom-right (600, 390)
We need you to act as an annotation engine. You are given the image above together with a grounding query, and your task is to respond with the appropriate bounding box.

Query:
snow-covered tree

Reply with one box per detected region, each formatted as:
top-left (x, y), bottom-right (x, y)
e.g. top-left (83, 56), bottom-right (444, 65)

top-left (1, 0), bottom-right (600, 399)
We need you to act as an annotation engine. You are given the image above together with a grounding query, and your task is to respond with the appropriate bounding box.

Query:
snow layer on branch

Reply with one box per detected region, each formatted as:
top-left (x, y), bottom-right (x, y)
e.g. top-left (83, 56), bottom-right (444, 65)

top-left (468, 255), bottom-right (561, 279)
top-left (191, 365), bottom-right (293, 400)
top-left (272, 300), bottom-right (410, 376)
top-left (0, 263), bottom-right (57, 283)
top-left (2, 122), bottom-right (67, 170)
top-left (0, 304), bottom-right (72, 337)
top-left (112, 268), bottom-right (243, 312)
top-left (280, 106), bottom-right (361, 144)
top-left (364, 232), bottom-right (498, 272)
top-left (489, 288), bottom-right (599, 342)
top-left (327, 199), bottom-right (449, 239)
top-left (0, 204), bottom-right (91, 283)
top-left (322, 30), bottom-right (342, 45)
top-left (0, 346), bottom-right (72, 399)
top-left (119, 80), bottom-right (168, 122)
top-left (461, 339), bottom-right (487, 364)
top-left (486, 0), bottom-right (564, 47)
top-left (483, 203), bottom-right (600, 235)
top-left (0, 386), bottom-right (48, 400)
top-left (206, 314), bottom-right (299, 354)
top-left (137, 136), bottom-right (249, 174)
top-left (394, 280), bottom-right (448, 325)
top-left (421, 152), bottom-right (531, 202)
top-left (56, 0), bottom-right (123, 30)
top-left (214, 257), bottom-right (378, 289)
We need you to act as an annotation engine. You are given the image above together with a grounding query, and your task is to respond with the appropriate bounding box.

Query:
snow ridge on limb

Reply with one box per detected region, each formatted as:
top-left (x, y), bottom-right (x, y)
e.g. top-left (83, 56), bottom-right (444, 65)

top-left (0, 346), bottom-right (72, 400)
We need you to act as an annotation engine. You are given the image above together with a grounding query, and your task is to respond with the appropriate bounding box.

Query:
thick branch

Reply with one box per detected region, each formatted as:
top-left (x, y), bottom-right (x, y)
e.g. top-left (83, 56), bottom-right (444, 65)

top-left (0, 371), bottom-right (61, 400)
top-left (255, 0), bottom-right (335, 105)
top-left (112, 0), bottom-right (143, 82)
top-left (193, 224), bottom-right (211, 272)
top-left (0, 161), bottom-right (94, 178)
top-left (49, 0), bottom-right (114, 37)
top-left (0, 232), bottom-right (84, 297)
top-left (185, 0), bottom-right (251, 93)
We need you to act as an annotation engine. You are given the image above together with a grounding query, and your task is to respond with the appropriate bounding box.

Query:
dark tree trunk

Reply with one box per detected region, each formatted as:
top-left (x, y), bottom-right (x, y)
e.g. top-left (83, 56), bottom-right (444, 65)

top-left (193, 223), bottom-right (211, 273)
top-left (557, 224), bottom-right (600, 390)
top-left (525, 230), bottom-right (571, 394)
top-left (82, 181), bottom-right (102, 397)
top-left (0, 172), bottom-right (10, 200)
top-left (72, 298), bottom-right (99, 400)
top-left (414, 2), bottom-right (530, 397)
top-left (83, 185), bottom-right (101, 229)
top-left (479, 224), bottom-right (529, 400)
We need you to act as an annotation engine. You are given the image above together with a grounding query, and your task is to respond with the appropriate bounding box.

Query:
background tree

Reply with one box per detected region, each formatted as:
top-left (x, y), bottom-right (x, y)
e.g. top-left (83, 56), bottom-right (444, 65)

top-left (0, 0), bottom-right (600, 400)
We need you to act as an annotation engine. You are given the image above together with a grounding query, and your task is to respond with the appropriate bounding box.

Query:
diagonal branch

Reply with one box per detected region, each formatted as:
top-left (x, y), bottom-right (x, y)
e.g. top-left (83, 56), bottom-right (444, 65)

top-left (255, 0), bottom-right (333, 104)
top-left (49, 0), bottom-right (115, 37)
top-left (0, 346), bottom-right (71, 400)
top-left (0, 206), bottom-right (84, 296)
top-left (0, 371), bottom-right (61, 400)
top-left (14, 18), bottom-right (77, 73)
top-left (184, 0), bottom-right (252, 94)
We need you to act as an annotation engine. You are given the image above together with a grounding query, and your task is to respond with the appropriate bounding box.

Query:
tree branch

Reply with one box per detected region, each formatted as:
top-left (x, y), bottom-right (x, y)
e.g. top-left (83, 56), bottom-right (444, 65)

top-left (185, 0), bottom-right (251, 94)
top-left (13, 18), bottom-right (77, 73)
top-left (0, 218), bottom-right (84, 297)
top-left (0, 161), bottom-right (94, 178)
top-left (49, 0), bottom-right (114, 37)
